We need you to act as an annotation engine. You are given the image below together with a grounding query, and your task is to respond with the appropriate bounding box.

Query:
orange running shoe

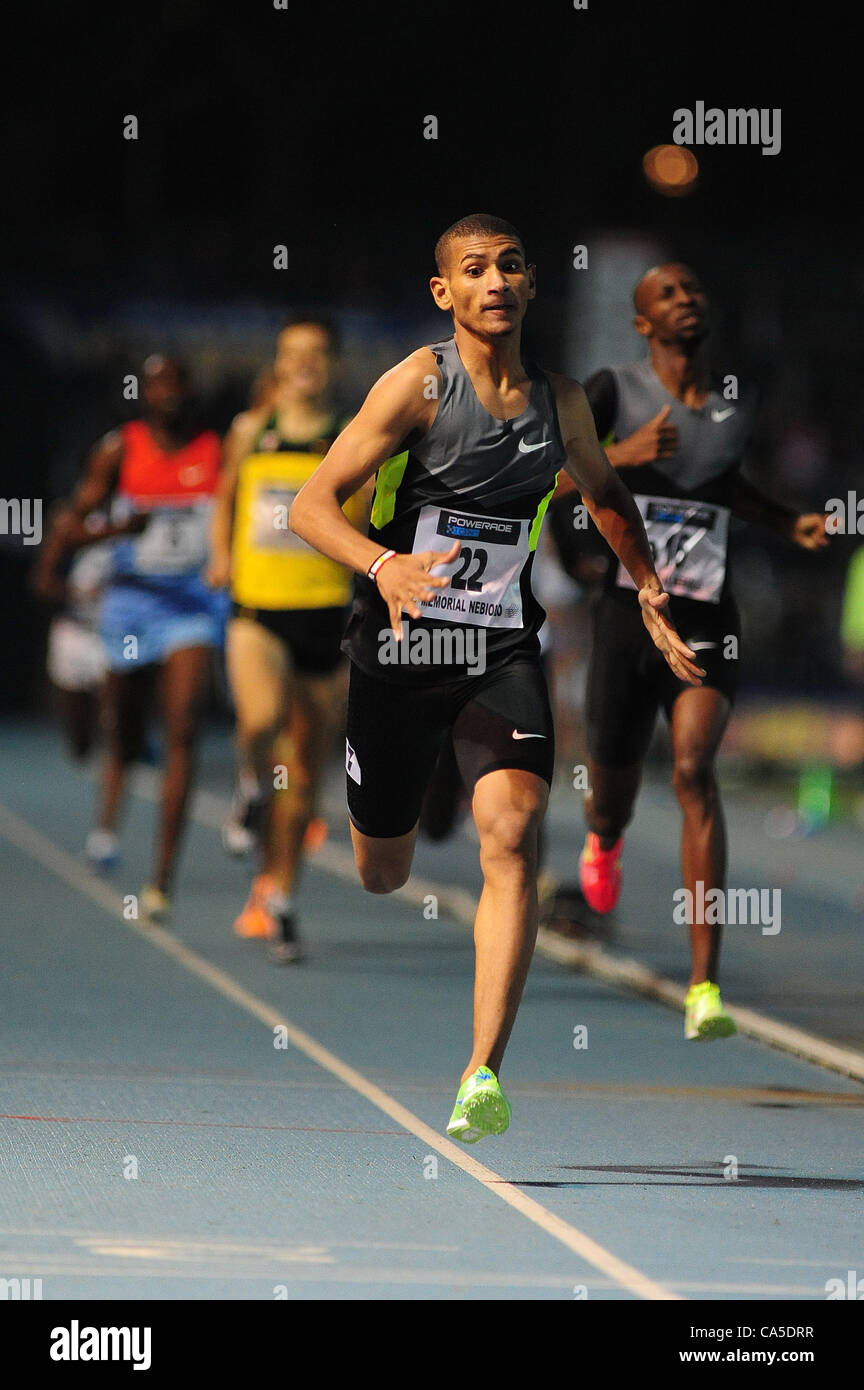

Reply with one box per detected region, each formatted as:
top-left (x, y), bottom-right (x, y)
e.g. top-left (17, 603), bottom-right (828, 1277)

top-left (578, 833), bottom-right (623, 914)
top-left (233, 873), bottom-right (277, 939)
top-left (303, 818), bottom-right (328, 853)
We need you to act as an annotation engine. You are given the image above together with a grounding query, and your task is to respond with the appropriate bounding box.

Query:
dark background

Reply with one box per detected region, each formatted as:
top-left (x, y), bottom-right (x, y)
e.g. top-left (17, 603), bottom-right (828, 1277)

top-left (1, 0), bottom-right (860, 707)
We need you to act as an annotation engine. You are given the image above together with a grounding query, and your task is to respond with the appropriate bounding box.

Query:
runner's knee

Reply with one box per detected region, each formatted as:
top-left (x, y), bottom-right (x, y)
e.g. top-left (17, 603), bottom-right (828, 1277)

top-left (163, 710), bottom-right (200, 751)
top-left (585, 786), bottom-right (634, 838)
top-left (350, 819), bottom-right (415, 894)
top-left (115, 736), bottom-right (145, 767)
top-left (672, 752), bottom-right (717, 806)
top-left (107, 717), bottom-right (147, 766)
top-left (477, 803), bottom-right (542, 869)
top-left (281, 745), bottom-right (321, 795)
top-left (356, 853), bottom-right (411, 894)
top-left (237, 706), bottom-right (283, 747)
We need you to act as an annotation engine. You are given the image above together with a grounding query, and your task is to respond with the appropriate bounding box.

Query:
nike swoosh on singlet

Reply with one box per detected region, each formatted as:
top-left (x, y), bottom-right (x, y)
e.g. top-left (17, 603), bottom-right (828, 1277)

top-left (179, 464), bottom-right (206, 485)
top-left (711, 408), bottom-right (736, 422)
top-left (517, 438), bottom-right (551, 453)
top-left (512, 731), bottom-right (546, 739)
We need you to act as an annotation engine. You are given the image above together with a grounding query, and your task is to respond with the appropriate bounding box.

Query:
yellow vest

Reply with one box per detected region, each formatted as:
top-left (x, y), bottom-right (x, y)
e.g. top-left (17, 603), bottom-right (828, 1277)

top-left (231, 419), bottom-right (365, 610)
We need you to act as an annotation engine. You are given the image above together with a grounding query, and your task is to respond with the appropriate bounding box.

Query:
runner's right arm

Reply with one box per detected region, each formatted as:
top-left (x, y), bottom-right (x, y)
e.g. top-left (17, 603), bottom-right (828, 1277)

top-left (290, 351), bottom-right (459, 636)
top-left (58, 431), bottom-right (148, 549)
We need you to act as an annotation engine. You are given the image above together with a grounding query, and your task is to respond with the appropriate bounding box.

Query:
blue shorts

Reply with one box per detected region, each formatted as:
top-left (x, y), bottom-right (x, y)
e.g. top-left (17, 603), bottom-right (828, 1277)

top-left (101, 578), bottom-right (230, 672)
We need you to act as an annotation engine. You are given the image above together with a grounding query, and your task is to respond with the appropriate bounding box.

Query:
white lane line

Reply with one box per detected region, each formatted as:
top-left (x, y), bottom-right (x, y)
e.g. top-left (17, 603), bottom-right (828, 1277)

top-left (535, 930), bottom-right (864, 1084)
top-left (0, 1258), bottom-right (826, 1296)
top-left (0, 1227), bottom-right (460, 1254)
top-left (0, 800), bottom-right (680, 1302)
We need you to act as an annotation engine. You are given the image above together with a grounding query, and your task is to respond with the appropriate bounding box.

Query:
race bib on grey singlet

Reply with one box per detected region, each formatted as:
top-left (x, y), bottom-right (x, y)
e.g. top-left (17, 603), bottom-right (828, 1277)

top-left (411, 504), bottom-right (529, 629)
top-left (131, 501), bottom-right (212, 575)
top-left (250, 483), bottom-right (308, 551)
top-left (616, 494), bottom-right (729, 604)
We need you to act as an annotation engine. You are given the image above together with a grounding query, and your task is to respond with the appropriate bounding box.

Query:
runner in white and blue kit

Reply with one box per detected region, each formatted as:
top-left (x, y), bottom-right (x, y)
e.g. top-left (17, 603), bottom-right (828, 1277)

top-left (62, 356), bottom-right (227, 921)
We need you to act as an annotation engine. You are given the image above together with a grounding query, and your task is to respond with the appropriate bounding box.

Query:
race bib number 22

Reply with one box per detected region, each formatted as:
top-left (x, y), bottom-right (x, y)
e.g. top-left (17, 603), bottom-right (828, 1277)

top-left (411, 505), bottom-right (529, 629)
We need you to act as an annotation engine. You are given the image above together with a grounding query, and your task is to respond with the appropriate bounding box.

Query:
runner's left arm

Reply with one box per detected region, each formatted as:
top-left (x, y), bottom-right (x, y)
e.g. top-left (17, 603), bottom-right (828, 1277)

top-left (338, 414), bottom-right (376, 533)
top-left (551, 374), bottom-right (705, 686)
top-left (731, 474), bottom-right (829, 550)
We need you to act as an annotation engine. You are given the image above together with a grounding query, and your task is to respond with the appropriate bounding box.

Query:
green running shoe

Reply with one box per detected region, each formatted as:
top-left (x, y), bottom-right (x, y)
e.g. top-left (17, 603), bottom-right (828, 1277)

top-left (685, 981), bottom-right (737, 1040)
top-left (446, 1067), bottom-right (511, 1143)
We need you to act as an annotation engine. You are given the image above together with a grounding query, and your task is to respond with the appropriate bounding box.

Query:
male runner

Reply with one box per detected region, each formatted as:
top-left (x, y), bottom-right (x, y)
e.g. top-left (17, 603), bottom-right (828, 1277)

top-left (32, 502), bottom-right (113, 765)
top-left (207, 317), bottom-right (368, 963)
top-left (558, 264), bottom-right (828, 1038)
top-left (64, 355), bottom-right (226, 919)
top-left (290, 215), bottom-right (702, 1141)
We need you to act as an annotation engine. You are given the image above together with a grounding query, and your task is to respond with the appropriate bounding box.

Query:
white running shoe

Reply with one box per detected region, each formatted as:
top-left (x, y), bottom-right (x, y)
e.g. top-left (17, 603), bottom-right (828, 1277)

top-left (85, 829), bottom-right (119, 871)
top-left (221, 791), bottom-right (264, 856)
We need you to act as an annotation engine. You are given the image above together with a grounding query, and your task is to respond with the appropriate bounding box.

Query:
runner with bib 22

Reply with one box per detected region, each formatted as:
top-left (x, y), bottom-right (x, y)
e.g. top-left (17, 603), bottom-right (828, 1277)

top-left (290, 216), bottom-right (701, 1142)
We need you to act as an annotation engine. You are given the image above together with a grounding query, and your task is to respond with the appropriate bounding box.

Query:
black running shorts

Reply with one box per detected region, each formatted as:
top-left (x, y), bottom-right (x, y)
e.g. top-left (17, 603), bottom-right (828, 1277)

top-left (346, 656), bottom-right (555, 838)
top-left (232, 603), bottom-right (347, 676)
top-left (586, 589), bottom-right (741, 767)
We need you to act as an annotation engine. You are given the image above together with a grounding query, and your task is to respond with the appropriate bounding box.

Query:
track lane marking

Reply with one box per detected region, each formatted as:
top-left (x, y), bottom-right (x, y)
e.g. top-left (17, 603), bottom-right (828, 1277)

top-left (2, 1113), bottom-right (408, 1134)
top-left (0, 799), bottom-right (680, 1302)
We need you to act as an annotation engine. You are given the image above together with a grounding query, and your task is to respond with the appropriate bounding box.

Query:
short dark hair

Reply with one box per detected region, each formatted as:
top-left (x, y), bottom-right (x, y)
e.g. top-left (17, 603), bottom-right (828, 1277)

top-left (434, 214), bottom-right (526, 275)
top-left (279, 313), bottom-right (341, 356)
top-left (142, 353), bottom-right (189, 383)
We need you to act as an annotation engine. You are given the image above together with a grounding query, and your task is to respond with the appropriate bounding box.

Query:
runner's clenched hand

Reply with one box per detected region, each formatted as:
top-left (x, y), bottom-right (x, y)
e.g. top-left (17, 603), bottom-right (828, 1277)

top-left (789, 512), bottom-right (830, 550)
top-left (375, 540), bottom-right (460, 636)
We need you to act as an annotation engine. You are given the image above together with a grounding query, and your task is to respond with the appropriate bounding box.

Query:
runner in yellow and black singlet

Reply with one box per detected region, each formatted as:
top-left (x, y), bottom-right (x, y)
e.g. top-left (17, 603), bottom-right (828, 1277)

top-left (207, 316), bottom-right (370, 963)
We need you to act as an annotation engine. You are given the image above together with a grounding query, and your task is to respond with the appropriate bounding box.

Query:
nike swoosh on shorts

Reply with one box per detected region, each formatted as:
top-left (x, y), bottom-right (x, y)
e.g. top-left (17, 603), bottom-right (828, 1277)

top-left (711, 408), bottom-right (736, 422)
top-left (512, 731), bottom-right (546, 739)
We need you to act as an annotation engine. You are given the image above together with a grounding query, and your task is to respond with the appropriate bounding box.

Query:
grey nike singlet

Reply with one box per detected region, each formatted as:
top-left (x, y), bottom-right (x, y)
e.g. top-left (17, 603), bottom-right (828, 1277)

top-left (595, 359), bottom-right (758, 605)
top-left (343, 336), bottom-right (566, 682)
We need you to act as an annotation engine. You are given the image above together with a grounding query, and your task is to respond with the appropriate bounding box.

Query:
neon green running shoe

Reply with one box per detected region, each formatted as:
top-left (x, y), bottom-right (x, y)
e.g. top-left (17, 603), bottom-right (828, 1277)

top-left (446, 1067), bottom-right (511, 1143)
top-left (685, 981), bottom-right (737, 1041)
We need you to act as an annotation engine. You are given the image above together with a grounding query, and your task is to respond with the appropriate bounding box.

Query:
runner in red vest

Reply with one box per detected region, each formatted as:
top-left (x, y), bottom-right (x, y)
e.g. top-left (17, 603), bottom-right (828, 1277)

top-left (63, 355), bottom-right (227, 921)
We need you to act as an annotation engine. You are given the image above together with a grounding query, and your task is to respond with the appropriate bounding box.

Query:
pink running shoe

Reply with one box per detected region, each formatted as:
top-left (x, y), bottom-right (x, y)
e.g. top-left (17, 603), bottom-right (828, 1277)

top-left (579, 833), bottom-right (623, 913)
